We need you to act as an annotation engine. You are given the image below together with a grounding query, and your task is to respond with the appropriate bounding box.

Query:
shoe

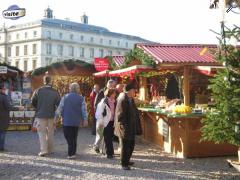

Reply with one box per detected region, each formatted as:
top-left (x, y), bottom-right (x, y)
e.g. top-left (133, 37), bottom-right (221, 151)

top-left (38, 152), bottom-right (48, 157)
top-left (122, 166), bottom-right (131, 170)
top-left (128, 162), bottom-right (134, 166)
top-left (107, 155), bottom-right (113, 159)
top-left (93, 147), bottom-right (100, 153)
top-left (67, 155), bottom-right (76, 159)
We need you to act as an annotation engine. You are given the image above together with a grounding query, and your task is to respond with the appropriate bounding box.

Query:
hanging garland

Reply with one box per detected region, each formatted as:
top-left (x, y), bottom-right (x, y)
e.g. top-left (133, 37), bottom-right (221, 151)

top-left (122, 48), bottom-right (156, 68)
top-left (31, 59), bottom-right (93, 76)
top-left (107, 56), bottom-right (118, 70)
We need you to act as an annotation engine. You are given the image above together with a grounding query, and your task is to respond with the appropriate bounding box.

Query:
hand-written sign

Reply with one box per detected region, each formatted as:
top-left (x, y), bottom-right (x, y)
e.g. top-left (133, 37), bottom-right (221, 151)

top-left (94, 58), bottom-right (109, 72)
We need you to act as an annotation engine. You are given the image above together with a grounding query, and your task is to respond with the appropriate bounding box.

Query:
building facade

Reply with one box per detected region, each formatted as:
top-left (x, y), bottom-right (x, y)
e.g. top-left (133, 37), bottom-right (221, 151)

top-left (0, 8), bottom-right (149, 72)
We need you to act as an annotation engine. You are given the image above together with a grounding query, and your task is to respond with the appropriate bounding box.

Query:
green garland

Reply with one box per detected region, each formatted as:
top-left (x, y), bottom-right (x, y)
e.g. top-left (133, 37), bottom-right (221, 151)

top-left (107, 56), bottom-right (118, 70)
top-left (122, 48), bottom-right (156, 68)
top-left (31, 59), bottom-right (93, 76)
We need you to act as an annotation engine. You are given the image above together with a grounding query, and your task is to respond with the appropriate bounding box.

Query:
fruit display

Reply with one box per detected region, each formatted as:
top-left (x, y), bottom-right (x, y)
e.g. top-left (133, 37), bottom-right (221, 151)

top-left (173, 104), bottom-right (192, 114)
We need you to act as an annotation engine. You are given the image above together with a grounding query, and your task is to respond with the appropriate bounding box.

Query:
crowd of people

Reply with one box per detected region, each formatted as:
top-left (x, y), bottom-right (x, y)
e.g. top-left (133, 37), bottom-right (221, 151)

top-left (0, 75), bottom-right (142, 170)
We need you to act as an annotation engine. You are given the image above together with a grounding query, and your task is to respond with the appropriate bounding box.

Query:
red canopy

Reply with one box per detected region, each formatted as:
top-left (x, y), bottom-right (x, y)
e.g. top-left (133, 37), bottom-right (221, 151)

top-left (93, 65), bottom-right (154, 78)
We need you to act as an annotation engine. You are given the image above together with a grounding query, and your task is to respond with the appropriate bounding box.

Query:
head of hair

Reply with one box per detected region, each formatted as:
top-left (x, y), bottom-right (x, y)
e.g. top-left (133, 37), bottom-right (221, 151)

top-left (104, 88), bottom-right (117, 97)
top-left (69, 83), bottom-right (80, 93)
top-left (124, 83), bottom-right (136, 92)
top-left (43, 75), bottom-right (52, 85)
top-left (106, 79), bottom-right (116, 89)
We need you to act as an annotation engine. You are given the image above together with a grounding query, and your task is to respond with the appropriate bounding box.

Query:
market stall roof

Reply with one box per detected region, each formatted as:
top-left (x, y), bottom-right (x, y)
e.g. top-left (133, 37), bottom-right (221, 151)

top-left (93, 70), bottom-right (109, 77)
top-left (0, 63), bottom-right (23, 76)
top-left (136, 43), bottom-right (219, 66)
top-left (112, 55), bottom-right (125, 67)
top-left (30, 59), bottom-right (95, 76)
top-left (93, 65), bottom-right (154, 78)
top-left (194, 66), bottom-right (224, 76)
top-left (108, 65), bottom-right (154, 77)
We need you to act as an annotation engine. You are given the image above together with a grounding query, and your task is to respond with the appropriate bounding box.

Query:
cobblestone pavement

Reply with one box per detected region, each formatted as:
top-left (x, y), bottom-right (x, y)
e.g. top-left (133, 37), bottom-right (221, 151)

top-left (0, 128), bottom-right (240, 180)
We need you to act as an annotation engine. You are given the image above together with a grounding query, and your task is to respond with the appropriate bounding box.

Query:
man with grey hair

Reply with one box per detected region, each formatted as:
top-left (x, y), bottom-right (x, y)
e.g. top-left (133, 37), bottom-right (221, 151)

top-left (55, 82), bottom-right (88, 159)
top-left (31, 75), bottom-right (60, 157)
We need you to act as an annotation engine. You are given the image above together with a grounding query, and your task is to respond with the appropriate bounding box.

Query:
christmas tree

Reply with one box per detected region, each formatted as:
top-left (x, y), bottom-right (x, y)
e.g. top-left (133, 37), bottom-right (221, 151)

top-left (201, 26), bottom-right (240, 150)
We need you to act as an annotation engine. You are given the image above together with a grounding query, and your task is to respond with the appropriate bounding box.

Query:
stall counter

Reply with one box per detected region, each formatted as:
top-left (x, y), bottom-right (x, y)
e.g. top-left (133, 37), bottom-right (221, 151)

top-left (138, 107), bottom-right (237, 158)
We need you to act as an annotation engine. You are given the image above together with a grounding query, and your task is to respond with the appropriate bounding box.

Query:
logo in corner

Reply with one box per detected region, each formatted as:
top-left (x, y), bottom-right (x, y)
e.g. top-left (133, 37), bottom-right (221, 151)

top-left (2, 5), bottom-right (26, 20)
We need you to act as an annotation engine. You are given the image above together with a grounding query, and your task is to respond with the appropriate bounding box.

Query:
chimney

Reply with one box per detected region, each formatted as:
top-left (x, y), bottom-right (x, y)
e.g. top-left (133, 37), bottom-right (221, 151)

top-left (81, 13), bottom-right (88, 24)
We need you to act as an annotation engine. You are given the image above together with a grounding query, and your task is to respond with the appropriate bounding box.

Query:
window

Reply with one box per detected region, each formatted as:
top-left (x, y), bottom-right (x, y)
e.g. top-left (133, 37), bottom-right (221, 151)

top-left (109, 40), bottom-right (112, 45)
top-left (32, 58), bottom-right (37, 69)
top-left (33, 31), bottom-right (37, 37)
top-left (57, 45), bottom-right (63, 56)
top-left (99, 49), bottom-right (104, 58)
top-left (117, 51), bottom-right (121, 55)
top-left (24, 32), bottom-right (28, 39)
top-left (117, 41), bottom-right (120, 46)
top-left (15, 46), bottom-right (19, 56)
top-left (46, 31), bottom-right (51, 39)
top-left (59, 33), bottom-right (63, 39)
top-left (68, 46), bottom-right (74, 56)
top-left (70, 34), bottom-right (74, 40)
top-left (90, 37), bottom-right (94, 43)
top-left (8, 35), bottom-right (11, 41)
top-left (16, 34), bottom-right (20, 40)
top-left (100, 38), bottom-right (103, 44)
top-left (24, 45), bottom-right (28, 55)
top-left (46, 43), bottom-right (52, 55)
top-left (80, 47), bottom-right (84, 58)
top-left (125, 42), bottom-right (128, 48)
top-left (7, 47), bottom-right (11, 57)
top-left (80, 35), bottom-right (84, 41)
top-left (45, 57), bottom-right (52, 66)
top-left (32, 44), bottom-right (37, 54)
top-left (24, 59), bottom-right (28, 72)
top-left (108, 50), bottom-right (112, 56)
top-left (15, 60), bottom-right (19, 68)
top-left (89, 48), bottom-right (94, 58)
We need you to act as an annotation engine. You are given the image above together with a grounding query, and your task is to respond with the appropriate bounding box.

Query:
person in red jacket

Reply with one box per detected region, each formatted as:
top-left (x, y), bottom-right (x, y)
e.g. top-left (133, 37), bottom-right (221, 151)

top-left (90, 84), bottom-right (100, 135)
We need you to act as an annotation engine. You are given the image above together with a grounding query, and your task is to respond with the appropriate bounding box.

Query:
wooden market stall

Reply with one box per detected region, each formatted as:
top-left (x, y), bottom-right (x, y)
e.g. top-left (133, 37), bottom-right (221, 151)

top-left (135, 43), bottom-right (238, 158)
top-left (0, 63), bottom-right (34, 130)
top-left (101, 44), bottom-right (237, 158)
top-left (30, 59), bottom-right (97, 123)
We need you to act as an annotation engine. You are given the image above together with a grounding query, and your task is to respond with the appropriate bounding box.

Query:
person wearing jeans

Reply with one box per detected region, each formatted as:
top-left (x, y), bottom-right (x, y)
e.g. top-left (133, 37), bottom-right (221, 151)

top-left (55, 83), bottom-right (88, 159)
top-left (0, 85), bottom-right (11, 151)
top-left (31, 75), bottom-right (60, 157)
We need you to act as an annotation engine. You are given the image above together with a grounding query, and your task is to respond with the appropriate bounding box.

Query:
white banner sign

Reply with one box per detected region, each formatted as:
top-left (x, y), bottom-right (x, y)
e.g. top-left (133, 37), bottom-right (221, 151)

top-left (0, 66), bottom-right (7, 74)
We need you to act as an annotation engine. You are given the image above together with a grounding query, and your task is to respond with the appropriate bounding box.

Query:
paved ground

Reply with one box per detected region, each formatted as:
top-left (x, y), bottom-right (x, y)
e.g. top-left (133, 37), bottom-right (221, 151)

top-left (0, 128), bottom-right (240, 180)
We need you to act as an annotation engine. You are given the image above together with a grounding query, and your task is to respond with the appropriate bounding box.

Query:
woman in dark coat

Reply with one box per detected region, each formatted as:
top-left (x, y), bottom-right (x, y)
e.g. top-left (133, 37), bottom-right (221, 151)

top-left (0, 85), bottom-right (11, 151)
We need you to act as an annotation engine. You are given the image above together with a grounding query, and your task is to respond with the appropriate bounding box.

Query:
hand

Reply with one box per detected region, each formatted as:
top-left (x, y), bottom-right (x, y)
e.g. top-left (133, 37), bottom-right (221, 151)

top-left (83, 120), bottom-right (88, 127)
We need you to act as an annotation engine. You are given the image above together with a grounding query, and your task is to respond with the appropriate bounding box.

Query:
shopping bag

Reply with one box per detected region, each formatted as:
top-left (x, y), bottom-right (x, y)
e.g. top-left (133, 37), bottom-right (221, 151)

top-left (31, 118), bottom-right (38, 132)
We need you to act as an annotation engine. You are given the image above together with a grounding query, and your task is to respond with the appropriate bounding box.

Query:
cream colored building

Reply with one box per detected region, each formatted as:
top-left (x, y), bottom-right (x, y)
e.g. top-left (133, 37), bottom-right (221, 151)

top-left (0, 7), bottom-right (149, 71)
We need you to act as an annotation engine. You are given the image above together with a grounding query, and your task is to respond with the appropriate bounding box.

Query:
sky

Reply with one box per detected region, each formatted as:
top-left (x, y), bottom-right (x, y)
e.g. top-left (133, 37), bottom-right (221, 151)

top-left (0, 0), bottom-right (239, 44)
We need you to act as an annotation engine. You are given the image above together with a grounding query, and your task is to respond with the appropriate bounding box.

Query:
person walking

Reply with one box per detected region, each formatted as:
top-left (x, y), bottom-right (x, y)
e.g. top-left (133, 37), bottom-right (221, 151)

top-left (114, 83), bottom-right (142, 170)
top-left (0, 84), bottom-right (11, 152)
top-left (31, 75), bottom-right (60, 157)
top-left (55, 83), bottom-right (88, 159)
top-left (95, 89), bottom-right (117, 159)
top-left (90, 84), bottom-right (100, 135)
top-left (93, 79), bottom-right (116, 153)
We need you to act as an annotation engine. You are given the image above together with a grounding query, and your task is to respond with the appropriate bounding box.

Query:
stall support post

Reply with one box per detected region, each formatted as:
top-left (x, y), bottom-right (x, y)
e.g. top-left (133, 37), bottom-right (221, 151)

top-left (183, 66), bottom-right (190, 106)
top-left (139, 77), bottom-right (148, 101)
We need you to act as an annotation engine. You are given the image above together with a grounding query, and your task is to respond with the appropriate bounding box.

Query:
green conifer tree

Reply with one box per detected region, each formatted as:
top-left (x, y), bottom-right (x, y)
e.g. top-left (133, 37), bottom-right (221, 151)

top-left (201, 26), bottom-right (240, 148)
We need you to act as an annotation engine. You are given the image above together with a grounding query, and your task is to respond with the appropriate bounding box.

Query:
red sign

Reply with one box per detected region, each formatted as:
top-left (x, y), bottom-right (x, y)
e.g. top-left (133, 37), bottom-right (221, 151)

top-left (94, 58), bottom-right (109, 72)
